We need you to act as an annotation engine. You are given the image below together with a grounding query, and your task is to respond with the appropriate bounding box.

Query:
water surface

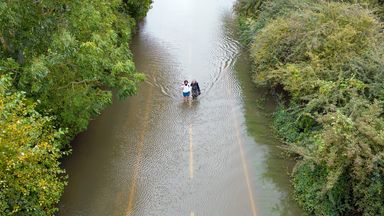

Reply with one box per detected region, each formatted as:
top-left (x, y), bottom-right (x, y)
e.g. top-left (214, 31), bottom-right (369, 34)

top-left (59, 0), bottom-right (303, 215)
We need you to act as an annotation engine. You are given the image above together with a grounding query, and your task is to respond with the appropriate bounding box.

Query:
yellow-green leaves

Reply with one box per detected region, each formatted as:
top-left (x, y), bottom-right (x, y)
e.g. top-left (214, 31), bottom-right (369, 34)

top-left (0, 75), bottom-right (66, 215)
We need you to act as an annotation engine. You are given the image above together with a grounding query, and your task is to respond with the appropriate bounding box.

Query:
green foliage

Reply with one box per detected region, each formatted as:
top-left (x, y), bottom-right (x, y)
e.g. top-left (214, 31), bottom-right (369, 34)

top-left (293, 162), bottom-right (353, 215)
top-left (273, 106), bottom-right (304, 143)
top-left (341, 0), bottom-right (384, 19)
top-left (250, 3), bottom-right (381, 92)
top-left (234, 0), bottom-right (264, 18)
top-left (316, 100), bottom-right (384, 215)
top-left (0, 75), bottom-right (66, 215)
top-left (0, 0), bottom-right (149, 138)
top-left (0, 1), bottom-right (151, 215)
top-left (120, 0), bottom-right (153, 20)
top-left (237, 0), bottom-right (384, 215)
top-left (235, 0), bottom-right (313, 45)
top-left (0, 1), bottom-right (65, 62)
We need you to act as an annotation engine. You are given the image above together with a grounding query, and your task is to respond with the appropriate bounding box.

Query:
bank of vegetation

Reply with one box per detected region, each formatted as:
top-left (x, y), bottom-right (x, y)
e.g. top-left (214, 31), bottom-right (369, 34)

top-left (0, 0), bottom-right (151, 214)
top-left (235, 0), bottom-right (384, 215)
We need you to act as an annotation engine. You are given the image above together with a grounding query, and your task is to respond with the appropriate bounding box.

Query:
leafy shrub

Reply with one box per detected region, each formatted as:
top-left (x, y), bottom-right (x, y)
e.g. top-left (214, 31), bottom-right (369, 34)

top-left (121, 0), bottom-right (153, 20)
top-left (273, 106), bottom-right (302, 143)
top-left (293, 161), bottom-right (353, 215)
top-left (237, 0), bottom-right (384, 215)
top-left (235, 0), bottom-right (313, 45)
top-left (0, 76), bottom-right (66, 215)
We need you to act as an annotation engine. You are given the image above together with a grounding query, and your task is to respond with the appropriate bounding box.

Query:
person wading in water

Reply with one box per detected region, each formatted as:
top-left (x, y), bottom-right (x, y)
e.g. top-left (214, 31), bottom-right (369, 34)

top-left (181, 80), bottom-right (191, 102)
top-left (191, 79), bottom-right (201, 100)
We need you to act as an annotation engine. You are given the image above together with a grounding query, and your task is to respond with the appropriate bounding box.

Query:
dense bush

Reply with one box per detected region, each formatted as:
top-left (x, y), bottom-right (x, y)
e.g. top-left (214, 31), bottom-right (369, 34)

top-left (121, 0), bottom-right (153, 20)
top-left (292, 161), bottom-right (353, 215)
top-left (236, 0), bottom-right (384, 215)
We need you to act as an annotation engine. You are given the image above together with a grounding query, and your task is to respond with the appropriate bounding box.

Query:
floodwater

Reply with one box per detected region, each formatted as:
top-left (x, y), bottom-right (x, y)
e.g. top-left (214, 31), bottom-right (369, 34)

top-left (58, 0), bottom-right (303, 215)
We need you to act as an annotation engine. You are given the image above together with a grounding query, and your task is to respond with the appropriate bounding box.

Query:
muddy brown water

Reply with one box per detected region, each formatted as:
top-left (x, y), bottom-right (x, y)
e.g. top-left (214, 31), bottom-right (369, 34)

top-left (58, 0), bottom-right (303, 215)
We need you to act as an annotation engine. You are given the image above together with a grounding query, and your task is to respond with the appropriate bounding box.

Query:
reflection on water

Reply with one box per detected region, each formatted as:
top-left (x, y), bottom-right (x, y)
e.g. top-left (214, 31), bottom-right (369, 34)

top-left (219, 11), bottom-right (303, 215)
top-left (234, 51), bottom-right (303, 215)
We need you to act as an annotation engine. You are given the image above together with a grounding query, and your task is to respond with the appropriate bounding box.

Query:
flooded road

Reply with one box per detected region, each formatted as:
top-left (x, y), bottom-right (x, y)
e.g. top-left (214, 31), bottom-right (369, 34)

top-left (59, 0), bottom-right (303, 215)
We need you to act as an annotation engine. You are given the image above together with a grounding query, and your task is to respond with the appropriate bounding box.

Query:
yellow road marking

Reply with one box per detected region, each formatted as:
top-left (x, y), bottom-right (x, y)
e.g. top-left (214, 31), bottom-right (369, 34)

top-left (126, 89), bottom-right (153, 216)
top-left (225, 77), bottom-right (258, 216)
top-left (189, 124), bottom-right (194, 179)
top-left (233, 113), bottom-right (258, 216)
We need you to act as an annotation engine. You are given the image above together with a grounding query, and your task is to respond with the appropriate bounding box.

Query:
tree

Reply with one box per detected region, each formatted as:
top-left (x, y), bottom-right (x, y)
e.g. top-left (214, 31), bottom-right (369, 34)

top-left (0, 75), bottom-right (66, 215)
top-left (0, 1), bottom-right (152, 214)
top-left (121, 0), bottom-right (153, 20)
top-left (0, 0), bottom-right (147, 139)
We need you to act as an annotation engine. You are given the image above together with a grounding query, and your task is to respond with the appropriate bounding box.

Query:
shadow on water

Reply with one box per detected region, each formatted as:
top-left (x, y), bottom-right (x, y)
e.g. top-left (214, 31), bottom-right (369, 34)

top-left (235, 53), bottom-right (302, 215)
top-left (58, 21), bottom-right (182, 215)
top-left (220, 9), bottom-right (303, 216)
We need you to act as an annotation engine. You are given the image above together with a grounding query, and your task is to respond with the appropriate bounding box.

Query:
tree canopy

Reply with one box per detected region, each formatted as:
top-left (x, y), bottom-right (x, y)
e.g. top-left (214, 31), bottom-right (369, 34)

top-left (0, 0), bottom-right (151, 214)
top-left (0, 0), bottom-right (148, 139)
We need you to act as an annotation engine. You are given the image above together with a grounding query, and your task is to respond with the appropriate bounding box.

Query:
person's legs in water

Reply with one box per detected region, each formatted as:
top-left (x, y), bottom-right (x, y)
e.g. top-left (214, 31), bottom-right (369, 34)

top-left (192, 89), bottom-right (197, 99)
top-left (191, 80), bottom-right (200, 100)
top-left (182, 80), bottom-right (190, 102)
top-left (183, 91), bottom-right (190, 102)
top-left (186, 91), bottom-right (190, 102)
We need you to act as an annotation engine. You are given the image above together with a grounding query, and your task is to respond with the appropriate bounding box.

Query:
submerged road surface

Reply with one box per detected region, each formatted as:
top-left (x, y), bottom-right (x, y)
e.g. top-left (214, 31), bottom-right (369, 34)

top-left (59, 0), bottom-right (303, 215)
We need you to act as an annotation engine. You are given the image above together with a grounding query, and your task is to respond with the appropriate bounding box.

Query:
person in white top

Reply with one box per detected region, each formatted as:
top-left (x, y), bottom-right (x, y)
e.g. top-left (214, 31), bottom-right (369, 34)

top-left (181, 80), bottom-right (191, 102)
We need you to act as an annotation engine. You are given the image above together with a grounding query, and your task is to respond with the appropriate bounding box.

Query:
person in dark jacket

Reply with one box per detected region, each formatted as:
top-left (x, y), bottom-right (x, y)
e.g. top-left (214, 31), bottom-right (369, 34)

top-left (191, 79), bottom-right (201, 99)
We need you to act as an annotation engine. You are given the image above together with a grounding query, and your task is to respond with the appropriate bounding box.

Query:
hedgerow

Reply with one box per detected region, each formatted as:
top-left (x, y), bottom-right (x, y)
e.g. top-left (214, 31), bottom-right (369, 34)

top-left (236, 0), bottom-right (384, 215)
